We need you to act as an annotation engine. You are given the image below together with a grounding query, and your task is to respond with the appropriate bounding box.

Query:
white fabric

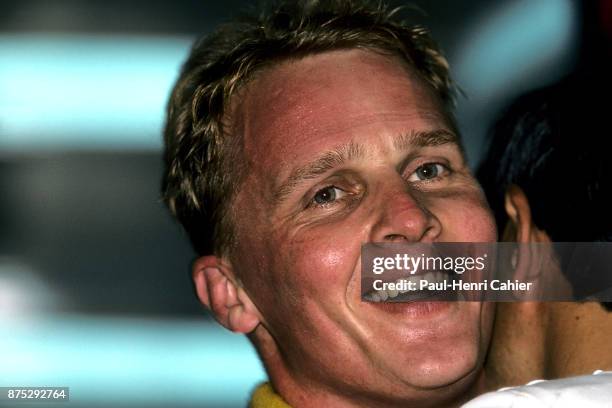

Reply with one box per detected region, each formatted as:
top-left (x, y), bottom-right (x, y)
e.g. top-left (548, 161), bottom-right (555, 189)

top-left (462, 371), bottom-right (612, 408)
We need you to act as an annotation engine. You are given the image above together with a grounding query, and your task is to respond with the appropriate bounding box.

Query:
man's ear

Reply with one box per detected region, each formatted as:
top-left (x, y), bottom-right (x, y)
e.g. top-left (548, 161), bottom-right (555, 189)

top-left (192, 256), bottom-right (261, 334)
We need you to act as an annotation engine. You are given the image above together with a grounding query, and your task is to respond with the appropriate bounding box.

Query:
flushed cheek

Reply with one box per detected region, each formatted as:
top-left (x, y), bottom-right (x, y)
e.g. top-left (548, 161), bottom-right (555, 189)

top-left (255, 234), bottom-right (362, 349)
top-left (281, 235), bottom-right (359, 296)
top-left (237, 213), bottom-right (360, 311)
top-left (462, 204), bottom-right (496, 241)
top-left (433, 194), bottom-right (496, 241)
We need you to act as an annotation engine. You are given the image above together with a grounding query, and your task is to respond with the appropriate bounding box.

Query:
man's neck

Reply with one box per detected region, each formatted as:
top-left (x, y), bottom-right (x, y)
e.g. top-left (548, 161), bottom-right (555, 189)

top-left (485, 302), bottom-right (612, 389)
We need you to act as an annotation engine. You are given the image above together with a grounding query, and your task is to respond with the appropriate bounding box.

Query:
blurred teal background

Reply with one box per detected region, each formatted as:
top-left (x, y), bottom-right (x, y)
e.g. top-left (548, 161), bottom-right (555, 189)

top-left (0, 314), bottom-right (265, 407)
top-left (0, 0), bottom-right (588, 406)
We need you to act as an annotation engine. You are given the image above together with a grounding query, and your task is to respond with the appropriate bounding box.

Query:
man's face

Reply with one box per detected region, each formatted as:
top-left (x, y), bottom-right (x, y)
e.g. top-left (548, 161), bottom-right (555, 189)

top-left (229, 50), bottom-right (496, 403)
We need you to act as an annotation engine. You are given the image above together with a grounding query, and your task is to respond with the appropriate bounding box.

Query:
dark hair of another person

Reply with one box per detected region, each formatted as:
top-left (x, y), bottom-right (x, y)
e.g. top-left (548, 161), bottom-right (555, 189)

top-left (477, 78), bottom-right (612, 311)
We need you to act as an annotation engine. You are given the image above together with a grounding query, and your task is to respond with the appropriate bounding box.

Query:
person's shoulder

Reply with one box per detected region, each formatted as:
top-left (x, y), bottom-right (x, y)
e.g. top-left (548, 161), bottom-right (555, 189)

top-left (462, 371), bottom-right (612, 408)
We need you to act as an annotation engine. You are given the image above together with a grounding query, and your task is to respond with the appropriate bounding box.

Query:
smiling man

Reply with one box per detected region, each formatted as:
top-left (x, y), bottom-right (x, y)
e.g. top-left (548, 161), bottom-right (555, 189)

top-left (162, 1), bottom-right (496, 407)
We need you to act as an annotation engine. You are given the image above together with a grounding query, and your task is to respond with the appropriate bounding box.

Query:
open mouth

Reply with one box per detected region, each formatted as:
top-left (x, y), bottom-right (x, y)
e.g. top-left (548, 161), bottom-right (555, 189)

top-left (362, 270), bottom-right (462, 302)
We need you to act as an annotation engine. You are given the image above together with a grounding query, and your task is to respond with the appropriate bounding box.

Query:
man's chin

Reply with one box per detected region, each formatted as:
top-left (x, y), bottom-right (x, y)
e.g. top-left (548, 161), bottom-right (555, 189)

top-left (414, 358), bottom-right (481, 389)
top-left (370, 334), bottom-right (484, 393)
top-left (353, 362), bottom-right (482, 408)
top-left (393, 361), bottom-right (483, 407)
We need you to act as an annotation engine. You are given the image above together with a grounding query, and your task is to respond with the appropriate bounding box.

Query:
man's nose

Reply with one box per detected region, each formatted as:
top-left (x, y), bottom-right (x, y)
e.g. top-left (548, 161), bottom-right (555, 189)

top-left (369, 184), bottom-right (442, 243)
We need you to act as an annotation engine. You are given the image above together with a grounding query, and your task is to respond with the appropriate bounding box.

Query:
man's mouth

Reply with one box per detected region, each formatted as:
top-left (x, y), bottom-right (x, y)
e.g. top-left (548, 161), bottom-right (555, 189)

top-left (362, 270), bottom-right (462, 302)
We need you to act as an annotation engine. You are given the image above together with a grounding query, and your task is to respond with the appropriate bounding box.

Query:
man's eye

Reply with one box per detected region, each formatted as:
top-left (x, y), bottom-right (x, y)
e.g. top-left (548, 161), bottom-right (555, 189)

top-left (408, 163), bottom-right (447, 182)
top-left (312, 186), bottom-right (345, 205)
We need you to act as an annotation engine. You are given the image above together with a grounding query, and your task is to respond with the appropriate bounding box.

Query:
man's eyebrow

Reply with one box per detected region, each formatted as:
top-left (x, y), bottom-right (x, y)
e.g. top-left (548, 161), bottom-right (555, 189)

top-left (272, 129), bottom-right (459, 206)
top-left (393, 129), bottom-right (459, 151)
top-left (273, 141), bottom-right (365, 205)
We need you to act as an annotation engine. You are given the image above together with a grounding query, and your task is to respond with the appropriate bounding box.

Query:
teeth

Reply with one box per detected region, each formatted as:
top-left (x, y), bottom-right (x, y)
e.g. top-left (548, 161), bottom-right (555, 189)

top-left (405, 274), bottom-right (421, 286)
top-left (363, 291), bottom-right (382, 302)
top-left (396, 278), bottom-right (409, 294)
top-left (365, 272), bottom-right (453, 302)
top-left (377, 290), bottom-right (388, 301)
top-left (426, 271), bottom-right (448, 283)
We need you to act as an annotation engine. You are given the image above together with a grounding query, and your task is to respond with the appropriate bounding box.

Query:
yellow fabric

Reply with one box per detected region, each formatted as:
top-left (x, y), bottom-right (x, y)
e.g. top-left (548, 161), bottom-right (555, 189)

top-left (250, 382), bottom-right (292, 408)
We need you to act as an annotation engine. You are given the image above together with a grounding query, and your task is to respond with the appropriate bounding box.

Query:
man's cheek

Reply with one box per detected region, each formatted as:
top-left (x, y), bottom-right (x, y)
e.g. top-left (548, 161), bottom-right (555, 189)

top-left (284, 239), bottom-right (357, 291)
top-left (433, 195), bottom-right (496, 240)
top-left (253, 244), bottom-right (352, 333)
top-left (463, 203), bottom-right (497, 241)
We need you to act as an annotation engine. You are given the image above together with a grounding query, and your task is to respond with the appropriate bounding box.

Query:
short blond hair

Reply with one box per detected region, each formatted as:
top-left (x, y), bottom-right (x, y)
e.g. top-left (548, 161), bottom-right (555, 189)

top-left (162, 0), bottom-right (455, 255)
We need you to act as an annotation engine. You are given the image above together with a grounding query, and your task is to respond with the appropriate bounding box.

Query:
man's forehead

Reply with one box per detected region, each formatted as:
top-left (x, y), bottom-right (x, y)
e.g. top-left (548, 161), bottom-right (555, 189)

top-left (233, 49), bottom-right (453, 179)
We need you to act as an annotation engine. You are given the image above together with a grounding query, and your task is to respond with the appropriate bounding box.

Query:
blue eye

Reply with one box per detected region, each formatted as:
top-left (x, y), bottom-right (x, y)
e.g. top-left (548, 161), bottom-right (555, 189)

top-left (408, 163), bottom-right (446, 181)
top-left (313, 186), bottom-right (344, 205)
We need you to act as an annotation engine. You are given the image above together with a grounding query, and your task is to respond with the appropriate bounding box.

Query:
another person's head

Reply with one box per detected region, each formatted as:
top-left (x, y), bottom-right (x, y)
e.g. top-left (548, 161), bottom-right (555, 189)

top-left (163, 1), bottom-right (497, 406)
top-left (478, 77), bottom-right (612, 310)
